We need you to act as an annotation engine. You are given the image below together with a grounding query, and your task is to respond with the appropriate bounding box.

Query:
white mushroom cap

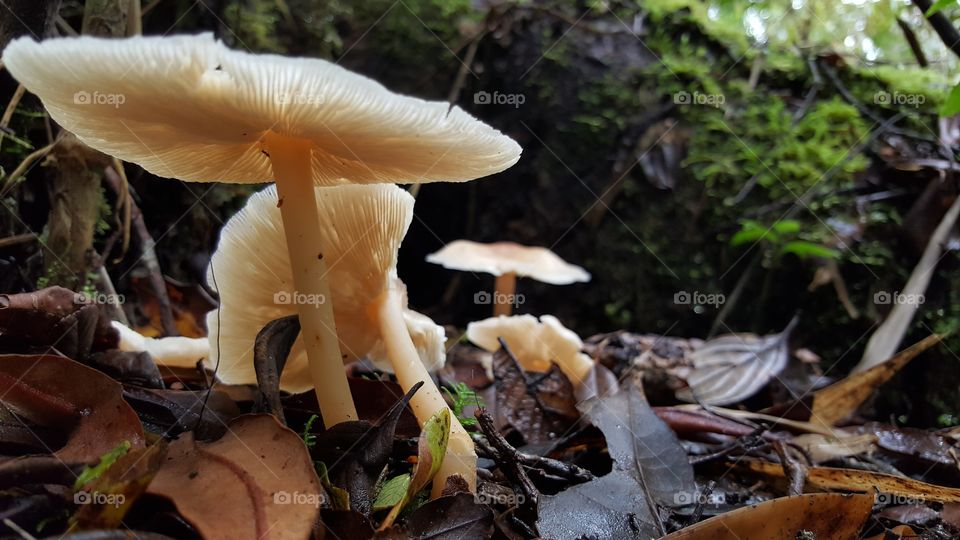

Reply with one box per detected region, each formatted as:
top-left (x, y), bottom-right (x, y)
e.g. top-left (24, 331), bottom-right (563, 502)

top-left (206, 183), bottom-right (440, 392)
top-left (112, 320), bottom-right (209, 368)
top-left (466, 314), bottom-right (593, 384)
top-left (426, 240), bottom-right (590, 285)
top-left (2, 34), bottom-right (521, 185)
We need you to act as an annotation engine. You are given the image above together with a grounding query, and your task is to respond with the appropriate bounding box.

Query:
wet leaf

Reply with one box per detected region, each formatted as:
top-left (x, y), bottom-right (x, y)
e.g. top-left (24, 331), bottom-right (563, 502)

top-left (677, 319), bottom-right (796, 405)
top-left (581, 378), bottom-right (696, 508)
top-left (539, 379), bottom-right (696, 539)
top-left (811, 334), bottom-right (943, 429)
top-left (122, 386), bottom-right (239, 441)
top-left (662, 492), bottom-right (873, 539)
top-left (252, 315), bottom-right (300, 423)
top-left (86, 350), bottom-right (163, 388)
top-left (147, 414), bottom-right (322, 540)
top-left (0, 354), bottom-right (144, 461)
top-left (401, 492), bottom-right (493, 539)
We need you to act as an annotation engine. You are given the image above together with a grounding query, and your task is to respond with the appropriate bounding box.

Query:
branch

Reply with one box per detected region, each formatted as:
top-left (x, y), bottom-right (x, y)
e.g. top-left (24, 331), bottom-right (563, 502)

top-left (912, 0), bottom-right (960, 59)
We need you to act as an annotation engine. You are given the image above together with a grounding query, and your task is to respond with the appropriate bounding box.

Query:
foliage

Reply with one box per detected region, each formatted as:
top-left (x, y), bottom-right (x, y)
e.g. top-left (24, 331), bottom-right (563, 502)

top-left (442, 381), bottom-right (483, 427)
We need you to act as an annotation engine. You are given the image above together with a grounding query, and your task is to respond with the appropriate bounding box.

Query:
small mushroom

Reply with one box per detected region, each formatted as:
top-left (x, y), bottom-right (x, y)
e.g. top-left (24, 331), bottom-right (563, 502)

top-left (426, 240), bottom-right (590, 316)
top-left (3, 34), bottom-right (520, 427)
top-left (466, 314), bottom-right (594, 386)
top-left (111, 321), bottom-right (208, 368)
top-left (208, 183), bottom-right (476, 493)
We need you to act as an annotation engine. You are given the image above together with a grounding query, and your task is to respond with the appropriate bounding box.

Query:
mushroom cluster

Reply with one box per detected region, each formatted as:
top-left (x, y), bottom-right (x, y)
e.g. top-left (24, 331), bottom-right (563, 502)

top-left (3, 33), bottom-right (521, 494)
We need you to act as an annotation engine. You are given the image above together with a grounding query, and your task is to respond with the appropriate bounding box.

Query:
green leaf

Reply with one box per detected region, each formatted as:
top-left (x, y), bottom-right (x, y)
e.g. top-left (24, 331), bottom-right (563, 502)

top-left (926, 0), bottom-right (956, 16)
top-left (730, 220), bottom-right (777, 247)
top-left (316, 461), bottom-right (350, 510)
top-left (378, 408), bottom-right (451, 530)
top-left (301, 414), bottom-right (319, 449)
top-left (74, 441), bottom-right (131, 490)
top-left (941, 84), bottom-right (960, 117)
top-left (771, 219), bottom-right (801, 235)
top-left (373, 474), bottom-right (411, 511)
top-left (779, 241), bottom-right (840, 260)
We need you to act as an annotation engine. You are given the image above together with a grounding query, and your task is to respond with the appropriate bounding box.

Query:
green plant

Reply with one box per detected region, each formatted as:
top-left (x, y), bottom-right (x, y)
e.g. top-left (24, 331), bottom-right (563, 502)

top-left (441, 382), bottom-right (483, 428)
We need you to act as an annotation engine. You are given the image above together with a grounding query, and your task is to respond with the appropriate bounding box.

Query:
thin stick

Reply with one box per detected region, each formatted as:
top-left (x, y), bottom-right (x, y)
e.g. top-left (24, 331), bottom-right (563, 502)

top-left (112, 157), bottom-right (132, 257)
top-left (0, 141), bottom-right (57, 198)
top-left (0, 233), bottom-right (36, 249)
top-left (103, 165), bottom-right (179, 336)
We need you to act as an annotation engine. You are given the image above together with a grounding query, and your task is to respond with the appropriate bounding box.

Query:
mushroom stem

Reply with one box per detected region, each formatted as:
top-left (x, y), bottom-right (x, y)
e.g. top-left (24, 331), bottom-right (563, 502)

top-left (493, 272), bottom-right (517, 316)
top-left (265, 134), bottom-right (358, 427)
top-left (375, 285), bottom-right (477, 496)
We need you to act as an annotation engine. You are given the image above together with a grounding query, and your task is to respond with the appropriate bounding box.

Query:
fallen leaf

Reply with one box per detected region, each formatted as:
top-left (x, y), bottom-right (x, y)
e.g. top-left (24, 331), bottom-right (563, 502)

top-left (677, 319), bottom-right (796, 405)
top-left (122, 386), bottom-right (239, 441)
top-left (373, 474), bottom-right (410, 512)
top-left (71, 442), bottom-right (167, 530)
top-left (864, 524), bottom-right (919, 540)
top-left (736, 459), bottom-right (960, 503)
top-left (131, 276), bottom-right (216, 338)
top-left (86, 350), bottom-right (163, 388)
top-left (791, 432), bottom-right (877, 464)
top-left (810, 334), bottom-right (943, 429)
top-left (399, 492), bottom-right (493, 539)
top-left (539, 378), bottom-right (696, 539)
top-left (147, 414), bottom-right (322, 540)
top-left (312, 382), bottom-right (421, 517)
top-left (662, 492), bottom-right (873, 539)
top-left (581, 378), bottom-right (697, 508)
top-left (379, 407), bottom-right (451, 530)
top-left (483, 343), bottom-right (577, 444)
top-left (0, 354), bottom-right (144, 461)
top-left (252, 315), bottom-right (300, 423)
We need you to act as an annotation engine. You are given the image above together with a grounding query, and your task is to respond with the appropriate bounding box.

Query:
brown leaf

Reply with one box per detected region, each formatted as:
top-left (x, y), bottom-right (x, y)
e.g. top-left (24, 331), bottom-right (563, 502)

top-left (0, 353), bottom-right (144, 461)
top-left (71, 442), bottom-right (167, 530)
top-left (864, 524), bottom-right (919, 540)
top-left (0, 287), bottom-right (117, 359)
top-left (662, 492), bottom-right (873, 539)
top-left (147, 414), bottom-right (322, 540)
top-left (811, 334), bottom-right (943, 429)
top-left (131, 276), bottom-right (216, 338)
top-left (735, 459), bottom-right (960, 503)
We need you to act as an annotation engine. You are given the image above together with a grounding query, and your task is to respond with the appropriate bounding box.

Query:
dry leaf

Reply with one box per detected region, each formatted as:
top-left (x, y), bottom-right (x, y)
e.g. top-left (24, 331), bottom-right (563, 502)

top-left (811, 334), bottom-right (943, 429)
top-left (676, 319), bottom-right (795, 405)
top-left (662, 492), bottom-right (873, 539)
top-left (0, 353), bottom-right (144, 461)
top-left (147, 414), bottom-right (322, 540)
top-left (736, 459), bottom-right (960, 503)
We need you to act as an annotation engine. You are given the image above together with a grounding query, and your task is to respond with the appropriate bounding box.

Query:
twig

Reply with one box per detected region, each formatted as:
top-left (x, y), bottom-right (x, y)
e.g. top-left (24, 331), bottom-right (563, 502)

top-left (0, 84), bottom-right (25, 150)
top-left (896, 17), bottom-right (929, 67)
top-left (103, 165), bottom-right (179, 336)
top-left (475, 409), bottom-right (539, 506)
top-left (773, 440), bottom-right (807, 496)
top-left (912, 0), bottom-right (960, 59)
top-left (97, 265), bottom-right (129, 325)
top-left (474, 436), bottom-right (594, 483)
top-left (127, 0), bottom-right (142, 36)
top-left (0, 233), bottom-right (36, 249)
top-left (142, 0), bottom-right (162, 16)
top-left (54, 14), bottom-right (79, 37)
top-left (112, 157), bottom-right (132, 257)
top-left (0, 141), bottom-right (58, 198)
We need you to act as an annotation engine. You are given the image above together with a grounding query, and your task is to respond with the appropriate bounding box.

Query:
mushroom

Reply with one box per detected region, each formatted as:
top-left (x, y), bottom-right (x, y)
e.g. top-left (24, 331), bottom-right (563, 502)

top-left (426, 240), bottom-right (590, 316)
top-left (466, 314), bottom-right (594, 386)
top-left (3, 33), bottom-right (520, 427)
top-left (111, 320), bottom-right (209, 368)
top-left (207, 183), bottom-right (476, 493)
